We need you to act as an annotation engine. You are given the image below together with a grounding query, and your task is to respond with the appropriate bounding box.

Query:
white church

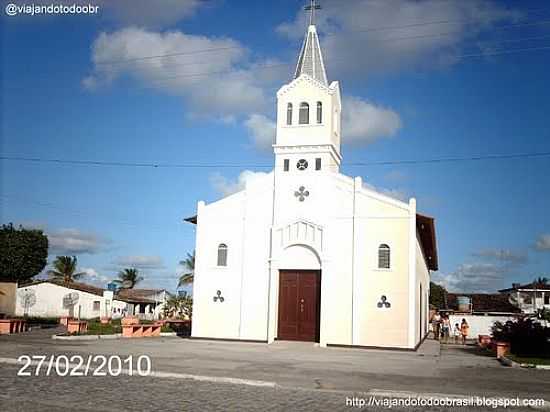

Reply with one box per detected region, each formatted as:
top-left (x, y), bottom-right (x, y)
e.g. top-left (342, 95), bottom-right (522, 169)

top-left (186, 18), bottom-right (438, 350)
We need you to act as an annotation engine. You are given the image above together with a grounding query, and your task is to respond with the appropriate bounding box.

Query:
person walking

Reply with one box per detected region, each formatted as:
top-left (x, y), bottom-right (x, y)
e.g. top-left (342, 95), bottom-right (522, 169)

top-left (431, 311), bottom-right (441, 340)
top-left (441, 315), bottom-right (450, 343)
top-left (460, 318), bottom-right (470, 345)
top-left (453, 322), bottom-right (461, 344)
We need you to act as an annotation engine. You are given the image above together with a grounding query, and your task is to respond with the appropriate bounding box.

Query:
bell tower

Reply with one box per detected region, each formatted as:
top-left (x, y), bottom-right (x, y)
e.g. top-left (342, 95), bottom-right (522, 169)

top-left (274, 1), bottom-right (342, 175)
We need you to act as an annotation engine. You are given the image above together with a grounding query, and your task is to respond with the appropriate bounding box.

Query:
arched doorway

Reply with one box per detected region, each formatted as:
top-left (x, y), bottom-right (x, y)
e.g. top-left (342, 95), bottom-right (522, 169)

top-left (277, 245), bottom-right (321, 342)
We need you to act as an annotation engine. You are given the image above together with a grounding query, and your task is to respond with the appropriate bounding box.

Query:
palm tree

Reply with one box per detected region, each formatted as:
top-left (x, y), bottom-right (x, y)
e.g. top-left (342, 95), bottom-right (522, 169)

top-left (178, 251), bottom-right (195, 287)
top-left (533, 277), bottom-right (549, 287)
top-left (117, 268), bottom-right (143, 289)
top-left (48, 256), bottom-right (85, 284)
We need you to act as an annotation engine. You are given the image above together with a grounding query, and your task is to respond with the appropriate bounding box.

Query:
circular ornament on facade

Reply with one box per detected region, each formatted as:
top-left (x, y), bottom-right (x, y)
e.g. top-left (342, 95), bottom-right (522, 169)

top-left (296, 159), bottom-right (308, 170)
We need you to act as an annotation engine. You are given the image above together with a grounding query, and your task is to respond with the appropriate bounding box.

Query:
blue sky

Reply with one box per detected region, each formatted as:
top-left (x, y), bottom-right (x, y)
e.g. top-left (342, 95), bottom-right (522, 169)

top-left (1, 0), bottom-right (549, 293)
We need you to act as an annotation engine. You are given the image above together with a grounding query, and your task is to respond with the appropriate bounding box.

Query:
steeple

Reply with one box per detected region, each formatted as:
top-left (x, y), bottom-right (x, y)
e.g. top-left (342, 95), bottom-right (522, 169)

top-left (294, 1), bottom-right (328, 86)
top-left (275, 0), bottom-right (341, 174)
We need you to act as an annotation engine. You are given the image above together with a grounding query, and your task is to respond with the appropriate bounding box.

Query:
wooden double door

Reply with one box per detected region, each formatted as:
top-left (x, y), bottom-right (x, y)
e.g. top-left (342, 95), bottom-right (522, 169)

top-left (277, 270), bottom-right (321, 342)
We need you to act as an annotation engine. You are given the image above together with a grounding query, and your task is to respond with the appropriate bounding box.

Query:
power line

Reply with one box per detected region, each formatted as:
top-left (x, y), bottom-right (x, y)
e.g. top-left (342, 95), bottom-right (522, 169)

top-left (72, 32), bottom-right (550, 81)
top-left (2, 151), bottom-right (550, 169)
top-left (141, 44), bottom-right (550, 85)
top-left (91, 17), bottom-right (550, 66)
top-left (5, 22), bottom-right (550, 91)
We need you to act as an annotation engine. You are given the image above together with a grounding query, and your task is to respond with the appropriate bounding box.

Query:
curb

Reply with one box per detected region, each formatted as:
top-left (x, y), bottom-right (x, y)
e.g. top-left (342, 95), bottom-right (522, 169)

top-left (52, 333), bottom-right (178, 340)
top-left (501, 355), bottom-right (550, 370)
top-left (52, 334), bottom-right (122, 341)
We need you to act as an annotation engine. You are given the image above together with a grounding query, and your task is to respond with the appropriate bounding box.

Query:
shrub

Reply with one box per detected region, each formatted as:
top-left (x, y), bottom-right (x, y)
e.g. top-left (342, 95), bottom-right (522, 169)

top-left (491, 318), bottom-right (550, 357)
top-left (20, 316), bottom-right (59, 326)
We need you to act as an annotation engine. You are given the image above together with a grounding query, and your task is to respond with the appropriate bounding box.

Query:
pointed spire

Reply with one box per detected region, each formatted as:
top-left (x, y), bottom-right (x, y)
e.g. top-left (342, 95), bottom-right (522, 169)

top-left (293, 2), bottom-right (328, 86)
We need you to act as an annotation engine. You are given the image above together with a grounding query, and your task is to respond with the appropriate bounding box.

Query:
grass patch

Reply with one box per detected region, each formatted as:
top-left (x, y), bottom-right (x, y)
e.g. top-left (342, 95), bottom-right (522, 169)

top-left (508, 354), bottom-right (550, 366)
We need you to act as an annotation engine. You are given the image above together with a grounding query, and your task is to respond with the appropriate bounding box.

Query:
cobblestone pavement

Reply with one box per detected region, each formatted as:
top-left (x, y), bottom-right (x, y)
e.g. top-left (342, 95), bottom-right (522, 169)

top-left (0, 364), bottom-right (536, 412)
top-left (1, 328), bottom-right (548, 411)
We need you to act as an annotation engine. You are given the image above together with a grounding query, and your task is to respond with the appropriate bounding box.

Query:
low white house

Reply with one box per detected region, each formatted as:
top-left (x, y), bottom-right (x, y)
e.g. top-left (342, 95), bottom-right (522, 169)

top-left (499, 282), bottom-right (550, 314)
top-left (15, 280), bottom-right (169, 320)
top-left (16, 280), bottom-right (123, 319)
top-left (116, 288), bottom-right (170, 320)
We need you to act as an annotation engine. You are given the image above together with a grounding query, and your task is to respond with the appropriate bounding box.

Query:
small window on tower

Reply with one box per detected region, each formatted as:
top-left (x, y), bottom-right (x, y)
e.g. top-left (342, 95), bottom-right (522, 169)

top-left (284, 159), bottom-right (289, 171)
top-left (315, 158), bottom-right (321, 170)
top-left (286, 103), bottom-right (293, 125)
top-left (316, 102), bottom-right (322, 124)
top-left (299, 102), bottom-right (309, 124)
top-left (378, 244), bottom-right (391, 269)
top-left (217, 243), bottom-right (228, 266)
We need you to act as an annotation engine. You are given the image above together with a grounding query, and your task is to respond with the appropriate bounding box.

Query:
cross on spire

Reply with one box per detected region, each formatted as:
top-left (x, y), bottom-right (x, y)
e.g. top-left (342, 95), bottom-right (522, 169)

top-left (305, 0), bottom-right (321, 26)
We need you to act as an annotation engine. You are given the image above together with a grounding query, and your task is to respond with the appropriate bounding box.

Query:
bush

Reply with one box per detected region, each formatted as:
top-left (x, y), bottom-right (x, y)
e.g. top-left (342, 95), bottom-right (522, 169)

top-left (86, 320), bottom-right (121, 335)
top-left (20, 316), bottom-right (59, 326)
top-left (491, 318), bottom-right (550, 357)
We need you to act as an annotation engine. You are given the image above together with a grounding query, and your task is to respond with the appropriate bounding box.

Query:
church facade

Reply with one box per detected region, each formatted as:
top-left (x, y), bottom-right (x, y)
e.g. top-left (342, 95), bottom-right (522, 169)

top-left (186, 23), bottom-right (438, 350)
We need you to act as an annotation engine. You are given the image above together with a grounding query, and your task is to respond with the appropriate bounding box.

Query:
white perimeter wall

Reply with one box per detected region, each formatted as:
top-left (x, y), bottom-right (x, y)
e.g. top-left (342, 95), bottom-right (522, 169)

top-left (447, 314), bottom-right (516, 338)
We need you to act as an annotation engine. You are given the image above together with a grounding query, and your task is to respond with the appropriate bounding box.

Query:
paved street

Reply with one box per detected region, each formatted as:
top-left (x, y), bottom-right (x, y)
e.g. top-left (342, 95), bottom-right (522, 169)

top-left (1, 328), bottom-right (549, 411)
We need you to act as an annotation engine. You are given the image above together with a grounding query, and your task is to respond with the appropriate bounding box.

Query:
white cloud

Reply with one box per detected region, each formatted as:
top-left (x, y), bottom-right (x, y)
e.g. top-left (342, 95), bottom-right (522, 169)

top-left (343, 96), bottom-right (402, 144)
top-left (209, 170), bottom-right (271, 197)
top-left (81, 267), bottom-right (110, 285)
top-left (432, 262), bottom-right (507, 293)
top-left (84, 27), bottom-right (275, 120)
top-left (113, 255), bottom-right (165, 269)
top-left (48, 228), bottom-right (104, 255)
top-left (98, 0), bottom-right (202, 28)
top-left (278, 0), bottom-right (521, 77)
top-left (535, 234), bottom-right (550, 251)
top-left (244, 114), bottom-right (276, 150)
top-left (473, 248), bottom-right (528, 264)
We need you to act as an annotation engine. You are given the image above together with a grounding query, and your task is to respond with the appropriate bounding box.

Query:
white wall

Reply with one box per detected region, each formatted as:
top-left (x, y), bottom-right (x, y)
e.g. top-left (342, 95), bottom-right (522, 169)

top-left (353, 183), bottom-right (412, 348)
top-left (415, 234), bottom-right (431, 346)
top-left (192, 174), bottom-right (274, 340)
top-left (15, 283), bottom-right (127, 319)
top-left (447, 314), bottom-right (516, 338)
top-left (192, 166), bottom-right (422, 349)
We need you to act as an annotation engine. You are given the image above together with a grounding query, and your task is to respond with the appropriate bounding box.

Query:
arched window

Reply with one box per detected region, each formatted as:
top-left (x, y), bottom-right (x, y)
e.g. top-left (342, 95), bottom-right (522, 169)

top-left (286, 103), bottom-right (293, 125)
top-left (378, 244), bottom-right (390, 269)
top-left (217, 243), bottom-right (228, 266)
top-left (316, 102), bottom-right (322, 124)
top-left (299, 102), bottom-right (309, 124)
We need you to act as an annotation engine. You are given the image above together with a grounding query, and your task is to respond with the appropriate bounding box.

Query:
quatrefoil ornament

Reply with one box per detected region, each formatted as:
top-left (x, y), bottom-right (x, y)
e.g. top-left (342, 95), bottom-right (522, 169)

top-left (294, 186), bottom-right (310, 202)
top-left (213, 290), bottom-right (225, 303)
top-left (377, 295), bottom-right (391, 309)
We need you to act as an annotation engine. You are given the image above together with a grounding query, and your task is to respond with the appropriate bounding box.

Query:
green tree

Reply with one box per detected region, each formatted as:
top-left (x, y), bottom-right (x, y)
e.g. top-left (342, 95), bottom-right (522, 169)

top-left (178, 251), bottom-right (195, 287)
top-left (0, 223), bottom-right (48, 283)
top-left (117, 268), bottom-right (143, 289)
top-left (163, 292), bottom-right (193, 319)
top-left (48, 256), bottom-right (85, 283)
top-left (429, 281), bottom-right (448, 309)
